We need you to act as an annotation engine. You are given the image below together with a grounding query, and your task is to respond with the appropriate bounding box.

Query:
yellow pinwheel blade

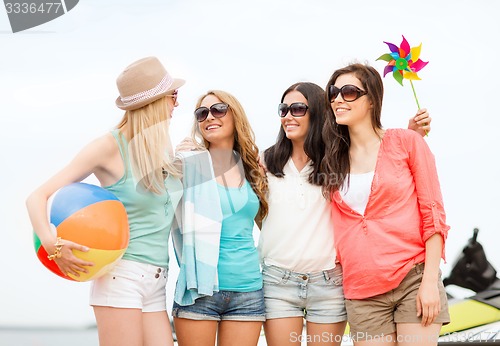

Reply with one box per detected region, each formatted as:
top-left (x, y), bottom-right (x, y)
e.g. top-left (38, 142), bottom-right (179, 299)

top-left (410, 43), bottom-right (422, 62)
top-left (403, 71), bottom-right (421, 80)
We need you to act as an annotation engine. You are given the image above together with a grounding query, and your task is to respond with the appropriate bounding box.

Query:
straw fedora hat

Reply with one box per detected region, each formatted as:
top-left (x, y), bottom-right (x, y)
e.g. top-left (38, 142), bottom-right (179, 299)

top-left (115, 56), bottom-right (185, 111)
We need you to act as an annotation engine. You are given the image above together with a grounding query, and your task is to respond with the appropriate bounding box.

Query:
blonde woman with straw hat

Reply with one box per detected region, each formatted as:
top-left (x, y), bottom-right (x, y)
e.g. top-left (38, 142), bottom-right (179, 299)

top-left (26, 56), bottom-right (185, 346)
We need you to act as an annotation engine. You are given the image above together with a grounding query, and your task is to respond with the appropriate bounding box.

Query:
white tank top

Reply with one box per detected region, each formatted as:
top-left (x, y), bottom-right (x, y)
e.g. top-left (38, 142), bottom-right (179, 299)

top-left (341, 171), bottom-right (374, 215)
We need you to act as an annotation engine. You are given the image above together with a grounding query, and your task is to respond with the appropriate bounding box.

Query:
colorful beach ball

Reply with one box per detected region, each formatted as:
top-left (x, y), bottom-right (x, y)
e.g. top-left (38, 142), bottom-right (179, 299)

top-left (33, 182), bottom-right (129, 281)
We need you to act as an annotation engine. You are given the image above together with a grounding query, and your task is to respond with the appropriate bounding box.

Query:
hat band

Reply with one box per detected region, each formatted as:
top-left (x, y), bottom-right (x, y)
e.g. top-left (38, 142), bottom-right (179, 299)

top-left (120, 74), bottom-right (173, 107)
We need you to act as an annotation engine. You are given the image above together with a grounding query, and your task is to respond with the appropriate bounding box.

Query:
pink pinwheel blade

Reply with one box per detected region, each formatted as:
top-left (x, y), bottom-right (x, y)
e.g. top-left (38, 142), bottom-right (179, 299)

top-left (409, 59), bottom-right (428, 72)
top-left (400, 36), bottom-right (410, 57)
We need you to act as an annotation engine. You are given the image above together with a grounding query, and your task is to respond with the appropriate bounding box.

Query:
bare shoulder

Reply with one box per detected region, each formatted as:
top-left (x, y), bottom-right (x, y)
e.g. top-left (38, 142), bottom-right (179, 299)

top-left (76, 132), bottom-right (120, 167)
top-left (87, 132), bottom-right (119, 154)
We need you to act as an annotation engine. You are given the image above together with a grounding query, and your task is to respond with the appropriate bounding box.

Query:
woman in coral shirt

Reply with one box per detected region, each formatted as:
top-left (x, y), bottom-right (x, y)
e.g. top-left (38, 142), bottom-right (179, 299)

top-left (321, 63), bottom-right (450, 346)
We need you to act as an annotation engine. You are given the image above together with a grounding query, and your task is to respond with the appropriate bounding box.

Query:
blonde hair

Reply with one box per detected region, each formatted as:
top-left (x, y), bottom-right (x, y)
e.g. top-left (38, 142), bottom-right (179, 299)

top-left (116, 96), bottom-right (179, 195)
top-left (191, 90), bottom-right (268, 220)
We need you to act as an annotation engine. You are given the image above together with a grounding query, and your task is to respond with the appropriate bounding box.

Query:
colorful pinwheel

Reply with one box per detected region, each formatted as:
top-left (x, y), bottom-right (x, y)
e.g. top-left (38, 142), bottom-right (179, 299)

top-left (376, 35), bottom-right (428, 109)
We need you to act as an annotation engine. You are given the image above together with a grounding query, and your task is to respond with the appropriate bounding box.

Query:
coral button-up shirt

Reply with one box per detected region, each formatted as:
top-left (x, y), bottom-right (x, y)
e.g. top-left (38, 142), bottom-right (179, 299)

top-left (331, 129), bottom-right (450, 300)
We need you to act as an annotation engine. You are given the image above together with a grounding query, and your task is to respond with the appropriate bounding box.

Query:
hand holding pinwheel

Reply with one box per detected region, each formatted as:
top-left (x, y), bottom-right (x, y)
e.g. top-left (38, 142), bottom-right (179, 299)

top-left (377, 35), bottom-right (429, 135)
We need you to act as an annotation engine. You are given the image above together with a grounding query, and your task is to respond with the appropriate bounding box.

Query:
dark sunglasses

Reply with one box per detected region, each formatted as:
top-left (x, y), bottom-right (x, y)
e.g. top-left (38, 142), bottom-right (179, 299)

top-left (194, 103), bottom-right (229, 122)
top-left (328, 84), bottom-right (367, 103)
top-left (278, 102), bottom-right (309, 117)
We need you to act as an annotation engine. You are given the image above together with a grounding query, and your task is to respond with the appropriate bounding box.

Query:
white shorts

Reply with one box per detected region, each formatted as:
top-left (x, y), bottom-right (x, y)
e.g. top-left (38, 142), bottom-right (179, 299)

top-left (90, 259), bottom-right (168, 312)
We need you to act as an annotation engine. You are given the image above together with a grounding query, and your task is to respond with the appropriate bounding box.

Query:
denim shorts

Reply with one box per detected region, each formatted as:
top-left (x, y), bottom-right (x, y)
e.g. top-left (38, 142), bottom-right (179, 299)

top-left (89, 259), bottom-right (168, 312)
top-left (172, 289), bottom-right (265, 322)
top-left (262, 263), bottom-right (347, 323)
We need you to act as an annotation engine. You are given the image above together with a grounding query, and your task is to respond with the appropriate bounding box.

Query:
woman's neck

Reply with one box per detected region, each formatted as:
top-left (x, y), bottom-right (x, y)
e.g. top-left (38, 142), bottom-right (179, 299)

top-left (209, 147), bottom-right (235, 164)
top-left (348, 125), bottom-right (383, 150)
top-left (209, 146), bottom-right (237, 178)
top-left (347, 125), bottom-right (384, 174)
top-left (208, 137), bottom-right (233, 152)
top-left (209, 146), bottom-right (245, 187)
top-left (290, 141), bottom-right (309, 171)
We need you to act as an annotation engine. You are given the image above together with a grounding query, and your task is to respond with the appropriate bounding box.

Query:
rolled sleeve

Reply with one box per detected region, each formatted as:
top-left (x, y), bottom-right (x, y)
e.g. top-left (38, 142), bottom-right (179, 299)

top-left (425, 201), bottom-right (450, 251)
top-left (405, 131), bottom-right (450, 258)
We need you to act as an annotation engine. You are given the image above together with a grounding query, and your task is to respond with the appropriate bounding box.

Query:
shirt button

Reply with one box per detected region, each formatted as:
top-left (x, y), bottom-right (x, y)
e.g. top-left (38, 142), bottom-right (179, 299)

top-left (155, 273), bottom-right (160, 278)
top-left (302, 275), bottom-right (307, 280)
top-left (157, 268), bottom-right (162, 273)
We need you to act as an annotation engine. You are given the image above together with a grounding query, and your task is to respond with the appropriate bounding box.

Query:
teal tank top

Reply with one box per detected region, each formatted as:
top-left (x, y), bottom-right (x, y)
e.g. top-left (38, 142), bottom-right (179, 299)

top-left (104, 130), bottom-right (182, 268)
top-left (217, 180), bottom-right (262, 291)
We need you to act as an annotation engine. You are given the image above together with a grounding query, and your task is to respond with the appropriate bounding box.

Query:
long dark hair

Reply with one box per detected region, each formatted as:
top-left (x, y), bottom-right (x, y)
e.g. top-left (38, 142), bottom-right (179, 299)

top-left (321, 63), bottom-right (384, 199)
top-left (264, 82), bottom-right (328, 186)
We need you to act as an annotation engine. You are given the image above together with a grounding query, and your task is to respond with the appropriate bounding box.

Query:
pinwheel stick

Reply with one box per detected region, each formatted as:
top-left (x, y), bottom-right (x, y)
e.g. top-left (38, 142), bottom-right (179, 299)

top-left (409, 80), bottom-right (428, 136)
top-left (409, 80), bottom-right (421, 109)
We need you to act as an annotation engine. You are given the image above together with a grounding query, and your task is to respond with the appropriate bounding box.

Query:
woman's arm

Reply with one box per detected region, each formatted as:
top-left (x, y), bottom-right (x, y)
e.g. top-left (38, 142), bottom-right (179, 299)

top-left (417, 234), bottom-right (443, 326)
top-left (26, 135), bottom-right (113, 277)
top-left (405, 131), bottom-right (449, 246)
top-left (405, 131), bottom-right (450, 326)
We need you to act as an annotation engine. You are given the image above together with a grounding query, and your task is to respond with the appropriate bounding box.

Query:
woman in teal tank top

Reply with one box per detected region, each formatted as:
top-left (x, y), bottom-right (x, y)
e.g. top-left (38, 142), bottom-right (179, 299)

top-left (26, 57), bottom-right (184, 346)
top-left (172, 90), bottom-right (269, 346)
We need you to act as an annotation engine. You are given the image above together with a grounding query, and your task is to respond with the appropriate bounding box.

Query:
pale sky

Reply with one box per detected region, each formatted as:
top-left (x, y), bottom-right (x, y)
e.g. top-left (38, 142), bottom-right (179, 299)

top-left (1, 0), bottom-right (499, 327)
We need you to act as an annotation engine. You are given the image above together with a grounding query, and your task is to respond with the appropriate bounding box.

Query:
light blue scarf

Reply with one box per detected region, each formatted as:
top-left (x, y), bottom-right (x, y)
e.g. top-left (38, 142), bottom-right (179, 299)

top-left (172, 151), bottom-right (223, 306)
